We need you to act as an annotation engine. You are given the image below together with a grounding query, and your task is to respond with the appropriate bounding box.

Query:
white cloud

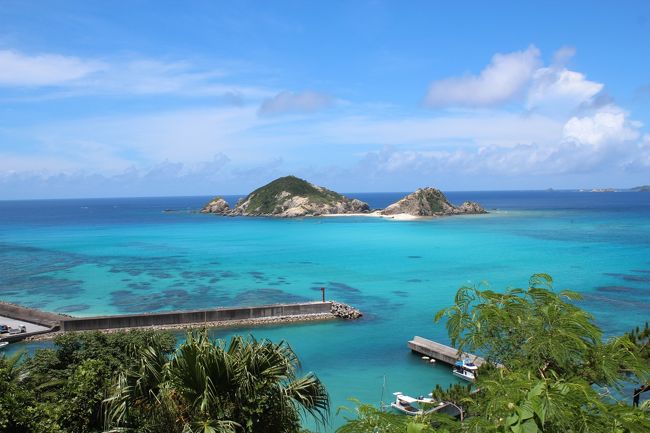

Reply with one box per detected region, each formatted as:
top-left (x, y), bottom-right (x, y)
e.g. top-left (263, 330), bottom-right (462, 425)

top-left (552, 46), bottom-right (576, 66)
top-left (352, 104), bottom-right (644, 179)
top-left (0, 45), bottom-right (648, 195)
top-left (258, 90), bottom-right (333, 116)
top-left (527, 67), bottom-right (603, 114)
top-left (0, 153), bottom-right (235, 199)
top-left (0, 48), bottom-right (274, 101)
top-left (22, 106), bottom-right (264, 168)
top-left (0, 49), bottom-right (104, 86)
top-left (425, 45), bottom-right (541, 107)
top-left (631, 134), bottom-right (650, 168)
top-left (314, 111), bottom-right (563, 148)
top-left (424, 45), bottom-right (607, 116)
top-left (562, 105), bottom-right (641, 147)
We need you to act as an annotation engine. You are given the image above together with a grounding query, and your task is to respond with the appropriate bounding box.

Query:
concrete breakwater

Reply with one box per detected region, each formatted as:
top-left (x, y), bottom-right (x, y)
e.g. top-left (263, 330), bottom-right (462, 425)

top-left (60, 301), bottom-right (337, 332)
top-left (0, 301), bottom-right (65, 342)
top-left (1, 300), bottom-right (362, 341)
top-left (0, 301), bottom-right (66, 327)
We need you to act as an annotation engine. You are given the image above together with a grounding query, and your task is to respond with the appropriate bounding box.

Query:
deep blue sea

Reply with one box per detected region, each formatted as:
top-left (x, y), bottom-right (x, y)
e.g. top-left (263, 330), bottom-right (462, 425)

top-left (1, 191), bottom-right (649, 430)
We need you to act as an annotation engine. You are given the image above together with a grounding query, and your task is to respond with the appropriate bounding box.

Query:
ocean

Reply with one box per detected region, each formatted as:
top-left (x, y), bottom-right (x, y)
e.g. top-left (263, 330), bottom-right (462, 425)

top-left (1, 191), bottom-right (649, 430)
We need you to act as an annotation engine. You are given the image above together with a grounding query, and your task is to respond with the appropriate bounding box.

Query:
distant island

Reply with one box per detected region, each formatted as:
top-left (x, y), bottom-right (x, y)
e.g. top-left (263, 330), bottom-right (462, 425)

top-left (576, 185), bottom-right (650, 193)
top-left (590, 188), bottom-right (617, 193)
top-left (201, 176), bottom-right (486, 218)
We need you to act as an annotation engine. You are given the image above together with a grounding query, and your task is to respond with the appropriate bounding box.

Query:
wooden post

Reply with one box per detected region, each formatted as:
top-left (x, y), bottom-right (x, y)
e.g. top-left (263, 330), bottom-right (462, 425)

top-left (321, 287), bottom-right (325, 302)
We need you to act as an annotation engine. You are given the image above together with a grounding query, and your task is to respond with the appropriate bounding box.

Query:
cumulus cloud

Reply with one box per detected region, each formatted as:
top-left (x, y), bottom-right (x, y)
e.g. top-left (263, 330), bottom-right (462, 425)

top-left (258, 90), bottom-right (333, 116)
top-left (424, 45), bottom-right (541, 107)
top-left (562, 105), bottom-right (641, 148)
top-left (0, 49), bottom-right (104, 86)
top-left (424, 45), bottom-right (607, 115)
top-left (527, 68), bottom-right (603, 114)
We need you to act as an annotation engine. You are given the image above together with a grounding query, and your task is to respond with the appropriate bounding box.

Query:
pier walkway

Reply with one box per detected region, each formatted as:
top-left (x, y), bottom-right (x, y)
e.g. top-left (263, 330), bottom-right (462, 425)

top-left (408, 336), bottom-right (490, 366)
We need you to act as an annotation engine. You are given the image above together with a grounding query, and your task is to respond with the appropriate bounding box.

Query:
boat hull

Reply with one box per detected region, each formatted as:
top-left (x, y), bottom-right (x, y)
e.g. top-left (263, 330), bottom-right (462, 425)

top-left (452, 370), bottom-right (475, 382)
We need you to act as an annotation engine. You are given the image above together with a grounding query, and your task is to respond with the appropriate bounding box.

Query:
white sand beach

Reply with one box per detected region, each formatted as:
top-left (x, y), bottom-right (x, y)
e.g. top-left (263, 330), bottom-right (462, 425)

top-left (322, 211), bottom-right (425, 221)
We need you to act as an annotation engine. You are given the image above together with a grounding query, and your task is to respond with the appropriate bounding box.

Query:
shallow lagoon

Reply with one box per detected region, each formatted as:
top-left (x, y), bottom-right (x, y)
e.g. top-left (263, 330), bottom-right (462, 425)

top-left (2, 191), bottom-right (649, 430)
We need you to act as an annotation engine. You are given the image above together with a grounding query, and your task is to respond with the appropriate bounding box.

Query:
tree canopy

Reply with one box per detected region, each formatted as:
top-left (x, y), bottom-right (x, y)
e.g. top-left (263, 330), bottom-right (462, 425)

top-left (339, 274), bottom-right (650, 433)
top-left (104, 331), bottom-right (329, 433)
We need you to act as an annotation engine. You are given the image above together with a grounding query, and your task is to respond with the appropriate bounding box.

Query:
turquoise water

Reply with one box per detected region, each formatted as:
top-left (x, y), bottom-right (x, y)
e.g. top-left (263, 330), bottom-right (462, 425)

top-left (2, 191), bottom-right (650, 430)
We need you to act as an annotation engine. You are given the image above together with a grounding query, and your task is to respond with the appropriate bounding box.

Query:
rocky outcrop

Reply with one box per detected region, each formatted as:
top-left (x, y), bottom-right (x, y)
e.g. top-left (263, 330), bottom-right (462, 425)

top-left (200, 177), bottom-right (486, 219)
top-left (201, 176), bottom-right (370, 217)
top-left (330, 301), bottom-right (362, 320)
top-left (380, 188), bottom-right (486, 217)
top-left (456, 201), bottom-right (486, 214)
top-left (200, 197), bottom-right (230, 214)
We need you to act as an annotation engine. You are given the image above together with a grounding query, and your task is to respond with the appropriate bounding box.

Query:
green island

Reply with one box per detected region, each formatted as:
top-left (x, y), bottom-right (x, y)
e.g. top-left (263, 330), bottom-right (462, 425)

top-left (2, 274), bottom-right (648, 433)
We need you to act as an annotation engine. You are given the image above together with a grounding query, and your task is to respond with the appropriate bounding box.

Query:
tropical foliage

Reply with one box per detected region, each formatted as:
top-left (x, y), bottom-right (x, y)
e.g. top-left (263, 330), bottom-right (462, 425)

top-left (0, 330), bottom-right (176, 433)
top-left (104, 331), bottom-right (329, 433)
top-left (0, 329), bottom-right (327, 433)
top-left (339, 274), bottom-right (650, 433)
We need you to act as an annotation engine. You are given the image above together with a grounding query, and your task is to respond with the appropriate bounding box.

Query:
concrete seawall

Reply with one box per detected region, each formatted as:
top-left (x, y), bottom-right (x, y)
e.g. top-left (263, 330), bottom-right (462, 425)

top-left (0, 301), bottom-right (66, 327)
top-left (0, 301), bottom-right (66, 342)
top-left (60, 301), bottom-right (333, 332)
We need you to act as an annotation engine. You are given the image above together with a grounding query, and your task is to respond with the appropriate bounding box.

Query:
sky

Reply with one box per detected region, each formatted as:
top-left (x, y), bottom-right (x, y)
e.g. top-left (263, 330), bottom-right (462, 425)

top-left (1, 1), bottom-right (649, 198)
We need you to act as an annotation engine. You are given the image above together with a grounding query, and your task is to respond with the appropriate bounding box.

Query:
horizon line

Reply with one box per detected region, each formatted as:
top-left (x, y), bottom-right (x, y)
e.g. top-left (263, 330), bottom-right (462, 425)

top-left (1, 186), bottom-right (648, 202)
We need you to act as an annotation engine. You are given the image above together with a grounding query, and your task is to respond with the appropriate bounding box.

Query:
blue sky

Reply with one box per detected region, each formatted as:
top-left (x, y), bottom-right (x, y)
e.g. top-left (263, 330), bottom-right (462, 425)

top-left (1, 1), bottom-right (649, 198)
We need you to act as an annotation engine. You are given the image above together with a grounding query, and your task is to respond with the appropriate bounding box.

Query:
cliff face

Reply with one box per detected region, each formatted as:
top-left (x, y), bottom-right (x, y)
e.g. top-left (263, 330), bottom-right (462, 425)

top-left (201, 176), bottom-right (370, 217)
top-left (380, 188), bottom-right (486, 216)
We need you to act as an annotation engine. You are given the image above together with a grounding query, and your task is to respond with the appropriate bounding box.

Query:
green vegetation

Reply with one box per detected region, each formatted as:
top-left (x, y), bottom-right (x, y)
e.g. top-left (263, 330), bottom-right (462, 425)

top-left (422, 189), bottom-right (446, 213)
top-left (243, 175), bottom-right (344, 214)
top-left (0, 330), bottom-right (327, 433)
top-left (338, 274), bottom-right (650, 433)
top-left (0, 330), bottom-right (175, 433)
top-left (105, 332), bottom-right (329, 433)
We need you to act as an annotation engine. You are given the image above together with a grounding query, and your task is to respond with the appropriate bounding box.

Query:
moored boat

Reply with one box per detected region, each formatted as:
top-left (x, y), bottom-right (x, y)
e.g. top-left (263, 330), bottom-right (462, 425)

top-left (452, 359), bottom-right (478, 381)
top-left (390, 392), bottom-right (444, 416)
top-left (0, 341), bottom-right (9, 350)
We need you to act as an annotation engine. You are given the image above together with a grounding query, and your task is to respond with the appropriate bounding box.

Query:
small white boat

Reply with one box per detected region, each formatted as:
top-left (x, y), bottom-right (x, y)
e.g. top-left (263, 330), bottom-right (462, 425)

top-left (390, 392), bottom-right (443, 416)
top-left (452, 359), bottom-right (478, 382)
top-left (0, 341), bottom-right (9, 350)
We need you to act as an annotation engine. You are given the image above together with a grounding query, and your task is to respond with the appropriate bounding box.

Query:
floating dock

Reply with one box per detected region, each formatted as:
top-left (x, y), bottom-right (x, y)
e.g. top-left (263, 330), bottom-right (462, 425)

top-left (408, 335), bottom-right (489, 366)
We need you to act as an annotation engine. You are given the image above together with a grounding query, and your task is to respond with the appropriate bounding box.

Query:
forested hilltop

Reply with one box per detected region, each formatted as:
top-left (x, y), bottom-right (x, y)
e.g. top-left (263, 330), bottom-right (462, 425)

top-left (201, 175), bottom-right (370, 217)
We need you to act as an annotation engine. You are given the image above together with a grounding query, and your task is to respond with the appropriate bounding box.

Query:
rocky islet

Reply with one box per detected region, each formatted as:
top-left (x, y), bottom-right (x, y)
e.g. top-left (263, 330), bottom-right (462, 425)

top-left (201, 176), bottom-right (486, 218)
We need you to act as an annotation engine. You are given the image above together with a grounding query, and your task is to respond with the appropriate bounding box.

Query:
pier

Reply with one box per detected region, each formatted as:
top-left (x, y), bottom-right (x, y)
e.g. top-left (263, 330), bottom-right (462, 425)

top-left (408, 335), bottom-right (490, 366)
